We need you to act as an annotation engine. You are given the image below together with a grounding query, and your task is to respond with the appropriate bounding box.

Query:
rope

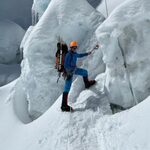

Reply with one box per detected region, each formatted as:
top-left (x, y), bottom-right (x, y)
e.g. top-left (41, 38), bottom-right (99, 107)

top-left (104, 0), bottom-right (109, 18)
top-left (117, 37), bottom-right (138, 105)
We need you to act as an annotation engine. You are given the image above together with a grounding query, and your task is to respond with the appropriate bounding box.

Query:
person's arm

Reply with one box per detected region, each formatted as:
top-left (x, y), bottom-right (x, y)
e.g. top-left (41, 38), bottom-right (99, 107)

top-left (77, 52), bottom-right (89, 58)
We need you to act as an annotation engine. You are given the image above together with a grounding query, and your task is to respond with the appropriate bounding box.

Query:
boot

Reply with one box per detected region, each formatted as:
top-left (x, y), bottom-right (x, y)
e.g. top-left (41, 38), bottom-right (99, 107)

top-left (83, 76), bottom-right (96, 89)
top-left (61, 92), bottom-right (73, 112)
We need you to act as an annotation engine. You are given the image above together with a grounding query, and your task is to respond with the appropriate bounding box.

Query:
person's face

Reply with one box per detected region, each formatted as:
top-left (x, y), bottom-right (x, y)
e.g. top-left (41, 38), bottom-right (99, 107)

top-left (70, 46), bottom-right (77, 52)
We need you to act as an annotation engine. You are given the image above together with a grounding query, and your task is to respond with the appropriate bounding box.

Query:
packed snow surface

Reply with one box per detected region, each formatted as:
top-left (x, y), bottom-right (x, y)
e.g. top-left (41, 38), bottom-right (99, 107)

top-left (1, 78), bottom-right (150, 150)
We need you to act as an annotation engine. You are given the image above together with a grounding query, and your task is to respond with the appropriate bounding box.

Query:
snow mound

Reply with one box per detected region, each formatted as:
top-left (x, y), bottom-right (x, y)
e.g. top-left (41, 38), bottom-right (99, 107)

top-left (0, 20), bottom-right (25, 64)
top-left (96, 96), bottom-right (150, 150)
top-left (18, 0), bottom-right (105, 119)
top-left (96, 0), bottom-right (150, 108)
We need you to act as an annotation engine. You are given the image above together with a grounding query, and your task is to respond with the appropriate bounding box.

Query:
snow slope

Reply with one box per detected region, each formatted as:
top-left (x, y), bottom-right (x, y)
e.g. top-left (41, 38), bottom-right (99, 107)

top-left (96, 98), bottom-right (150, 150)
top-left (96, 0), bottom-right (150, 108)
top-left (0, 78), bottom-right (111, 150)
top-left (1, 75), bottom-right (150, 150)
top-left (18, 0), bottom-right (105, 118)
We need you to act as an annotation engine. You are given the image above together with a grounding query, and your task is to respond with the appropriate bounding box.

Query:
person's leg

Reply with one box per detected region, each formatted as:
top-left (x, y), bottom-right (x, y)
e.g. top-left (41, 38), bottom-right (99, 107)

top-left (75, 68), bottom-right (96, 88)
top-left (61, 77), bottom-right (73, 111)
top-left (64, 77), bottom-right (73, 93)
top-left (74, 68), bottom-right (88, 77)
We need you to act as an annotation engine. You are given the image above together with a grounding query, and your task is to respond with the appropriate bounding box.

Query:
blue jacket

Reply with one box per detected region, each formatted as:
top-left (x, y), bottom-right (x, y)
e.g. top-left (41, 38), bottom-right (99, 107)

top-left (64, 50), bottom-right (88, 71)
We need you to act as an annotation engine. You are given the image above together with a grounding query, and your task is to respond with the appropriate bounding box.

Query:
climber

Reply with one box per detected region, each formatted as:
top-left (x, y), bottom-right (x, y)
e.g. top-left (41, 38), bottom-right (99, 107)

top-left (61, 41), bottom-right (99, 112)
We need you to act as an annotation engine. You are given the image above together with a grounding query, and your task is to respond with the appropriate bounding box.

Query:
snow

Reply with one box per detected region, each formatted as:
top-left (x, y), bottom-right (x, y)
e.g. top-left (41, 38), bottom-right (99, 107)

top-left (96, 97), bottom-right (150, 150)
top-left (1, 77), bottom-right (150, 150)
top-left (32, 0), bottom-right (51, 17)
top-left (0, 20), bottom-right (25, 64)
top-left (96, 0), bottom-right (150, 108)
top-left (20, 26), bottom-right (34, 50)
top-left (20, 26), bottom-right (34, 60)
top-left (32, 0), bottom-right (101, 24)
top-left (18, 0), bottom-right (105, 118)
top-left (1, 0), bottom-right (150, 149)
top-left (97, 0), bottom-right (125, 17)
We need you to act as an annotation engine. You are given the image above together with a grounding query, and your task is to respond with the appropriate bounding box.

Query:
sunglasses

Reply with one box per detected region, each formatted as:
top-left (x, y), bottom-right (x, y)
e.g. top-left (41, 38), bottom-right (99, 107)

top-left (71, 46), bottom-right (77, 49)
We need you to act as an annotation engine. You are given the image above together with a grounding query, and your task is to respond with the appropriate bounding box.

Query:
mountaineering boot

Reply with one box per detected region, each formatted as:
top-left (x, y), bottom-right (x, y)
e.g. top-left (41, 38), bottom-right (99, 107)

top-left (61, 92), bottom-right (73, 112)
top-left (83, 76), bottom-right (96, 89)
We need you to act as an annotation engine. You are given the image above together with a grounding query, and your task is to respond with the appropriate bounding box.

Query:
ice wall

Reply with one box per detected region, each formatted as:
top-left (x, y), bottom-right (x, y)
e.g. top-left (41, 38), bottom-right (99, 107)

top-left (96, 0), bottom-right (150, 108)
top-left (32, 0), bottom-right (101, 25)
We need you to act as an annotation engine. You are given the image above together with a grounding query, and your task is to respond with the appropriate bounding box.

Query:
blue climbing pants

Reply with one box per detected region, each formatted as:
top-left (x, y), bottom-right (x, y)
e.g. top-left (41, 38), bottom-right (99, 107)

top-left (64, 68), bottom-right (88, 92)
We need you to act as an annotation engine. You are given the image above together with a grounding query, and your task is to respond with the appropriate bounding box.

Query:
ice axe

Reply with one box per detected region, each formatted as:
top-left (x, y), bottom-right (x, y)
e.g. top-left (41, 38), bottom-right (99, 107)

top-left (89, 44), bottom-right (100, 54)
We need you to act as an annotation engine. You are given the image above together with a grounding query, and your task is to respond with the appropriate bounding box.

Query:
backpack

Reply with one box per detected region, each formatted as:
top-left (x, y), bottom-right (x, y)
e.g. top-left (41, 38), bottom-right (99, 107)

top-left (55, 42), bottom-right (68, 73)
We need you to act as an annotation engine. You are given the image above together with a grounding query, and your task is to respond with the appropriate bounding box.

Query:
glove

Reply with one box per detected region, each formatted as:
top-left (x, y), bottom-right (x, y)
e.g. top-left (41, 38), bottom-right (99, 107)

top-left (94, 44), bottom-right (99, 49)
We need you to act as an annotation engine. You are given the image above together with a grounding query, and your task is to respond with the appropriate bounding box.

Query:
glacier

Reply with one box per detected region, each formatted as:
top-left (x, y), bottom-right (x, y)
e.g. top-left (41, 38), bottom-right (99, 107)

top-left (0, 0), bottom-right (150, 150)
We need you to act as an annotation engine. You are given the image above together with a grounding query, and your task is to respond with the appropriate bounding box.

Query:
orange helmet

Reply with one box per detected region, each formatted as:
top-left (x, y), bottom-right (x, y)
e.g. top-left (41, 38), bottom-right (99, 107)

top-left (70, 41), bottom-right (78, 47)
